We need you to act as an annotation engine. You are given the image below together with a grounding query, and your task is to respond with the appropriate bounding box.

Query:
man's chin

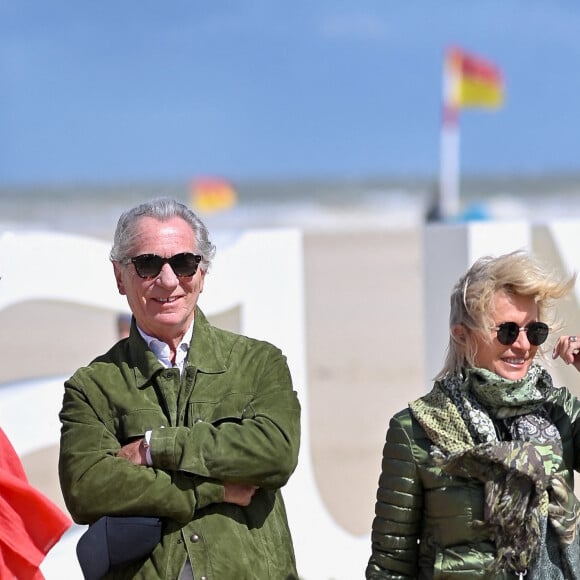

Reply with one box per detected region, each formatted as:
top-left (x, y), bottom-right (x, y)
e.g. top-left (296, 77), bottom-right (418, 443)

top-left (151, 313), bottom-right (190, 331)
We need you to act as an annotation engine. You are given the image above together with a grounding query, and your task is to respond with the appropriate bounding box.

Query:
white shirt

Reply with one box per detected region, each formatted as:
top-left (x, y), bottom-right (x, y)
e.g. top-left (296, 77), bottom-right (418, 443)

top-left (137, 321), bottom-right (194, 374)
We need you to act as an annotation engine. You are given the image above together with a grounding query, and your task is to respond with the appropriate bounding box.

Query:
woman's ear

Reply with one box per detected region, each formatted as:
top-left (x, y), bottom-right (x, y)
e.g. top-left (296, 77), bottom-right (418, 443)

top-left (451, 324), bottom-right (466, 343)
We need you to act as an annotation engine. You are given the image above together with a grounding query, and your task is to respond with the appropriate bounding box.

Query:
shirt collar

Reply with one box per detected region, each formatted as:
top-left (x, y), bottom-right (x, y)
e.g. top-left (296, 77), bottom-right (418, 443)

top-left (137, 320), bottom-right (194, 371)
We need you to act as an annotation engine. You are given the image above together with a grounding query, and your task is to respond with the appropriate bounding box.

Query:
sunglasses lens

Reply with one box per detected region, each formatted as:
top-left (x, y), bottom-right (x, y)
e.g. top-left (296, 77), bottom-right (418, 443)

top-left (527, 322), bottom-right (549, 346)
top-left (132, 255), bottom-right (163, 278)
top-left (171, 253), bottom-right (201, 277)
top-left (496, 322), bottom-right (519, 345)
top-left (130, 253), bottom-right (201, 278)
top-left (496, 321), bottom-right (549, 346)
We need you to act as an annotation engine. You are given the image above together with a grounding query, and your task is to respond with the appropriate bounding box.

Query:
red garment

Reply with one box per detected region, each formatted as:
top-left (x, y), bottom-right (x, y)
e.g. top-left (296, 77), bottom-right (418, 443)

top-left (0, 427), bottom-right (71, 579)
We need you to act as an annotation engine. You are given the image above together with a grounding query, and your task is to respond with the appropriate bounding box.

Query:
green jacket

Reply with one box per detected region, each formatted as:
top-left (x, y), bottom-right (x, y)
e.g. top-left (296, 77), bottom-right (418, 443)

top-left (59, 308), bottom-right (301, 579)
top-left (366, 385), bottom-right (580, 579)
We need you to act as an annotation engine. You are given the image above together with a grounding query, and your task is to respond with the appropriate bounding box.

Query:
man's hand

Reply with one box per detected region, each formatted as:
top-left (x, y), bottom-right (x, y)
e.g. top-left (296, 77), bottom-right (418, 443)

top-left (117, 438), bottom-right (148, 465)
top-left (224, 483), bottom-right (258, 506)
top-left (116, 442), bottom-right (258, 505)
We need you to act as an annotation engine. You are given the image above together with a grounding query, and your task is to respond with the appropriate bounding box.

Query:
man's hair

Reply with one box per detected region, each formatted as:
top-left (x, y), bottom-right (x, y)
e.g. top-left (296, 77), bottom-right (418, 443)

top-left (437, 249), bottom-right (576, 379)
top-left (109, 197), bottom-right (216, 271)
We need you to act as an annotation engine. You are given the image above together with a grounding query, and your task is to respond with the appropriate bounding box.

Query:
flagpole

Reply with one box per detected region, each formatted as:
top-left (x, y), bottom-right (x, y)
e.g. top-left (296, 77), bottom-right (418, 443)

top-left (438, 104), bottom-right (460, 220)
top-left (438, 49), bottom-right (460, 221)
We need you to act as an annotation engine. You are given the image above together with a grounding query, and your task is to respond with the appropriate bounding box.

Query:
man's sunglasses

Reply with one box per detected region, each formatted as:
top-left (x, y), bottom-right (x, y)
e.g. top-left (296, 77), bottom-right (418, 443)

top-left (492, 321), bottom-right (549, 346)
top-left (128, 253), bottom-right (202, 279)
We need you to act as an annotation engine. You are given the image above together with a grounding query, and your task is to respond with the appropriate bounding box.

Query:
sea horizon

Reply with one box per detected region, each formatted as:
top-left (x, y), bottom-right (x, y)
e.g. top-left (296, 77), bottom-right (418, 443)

top-left (2, 171), bottom-right (580, 239)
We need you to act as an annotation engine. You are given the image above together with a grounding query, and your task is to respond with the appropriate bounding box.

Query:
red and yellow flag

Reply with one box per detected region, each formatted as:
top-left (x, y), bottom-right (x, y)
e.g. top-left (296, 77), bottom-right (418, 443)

top-left (190, 177), bottom-right (237, 214)
top-left (445, 47), bottom-right (504, 109)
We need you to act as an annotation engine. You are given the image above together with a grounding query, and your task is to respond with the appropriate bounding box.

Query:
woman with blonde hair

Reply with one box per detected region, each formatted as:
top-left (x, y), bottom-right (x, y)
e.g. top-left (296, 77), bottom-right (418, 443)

top-left (367, 250), bottom-right (580, 579)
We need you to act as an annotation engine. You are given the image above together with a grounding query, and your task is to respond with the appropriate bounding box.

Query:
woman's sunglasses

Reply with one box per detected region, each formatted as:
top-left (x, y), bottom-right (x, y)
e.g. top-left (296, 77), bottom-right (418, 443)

top-left (492, 321), bottom-right (549, 346)
top-left (128, 253), bottom-right (202, 279)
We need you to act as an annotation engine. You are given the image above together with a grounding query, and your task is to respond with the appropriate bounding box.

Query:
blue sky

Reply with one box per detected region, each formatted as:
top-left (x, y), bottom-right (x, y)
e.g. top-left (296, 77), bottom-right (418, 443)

top-left (2, 1), bottom-right (580, 186)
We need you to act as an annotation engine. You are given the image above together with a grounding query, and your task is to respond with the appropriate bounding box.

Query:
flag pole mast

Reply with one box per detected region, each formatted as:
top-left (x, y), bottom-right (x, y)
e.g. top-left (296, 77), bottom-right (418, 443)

top-left (438, 49), bottom-right (460, 221)
top-left (439, 108), bottom-right (460, 220)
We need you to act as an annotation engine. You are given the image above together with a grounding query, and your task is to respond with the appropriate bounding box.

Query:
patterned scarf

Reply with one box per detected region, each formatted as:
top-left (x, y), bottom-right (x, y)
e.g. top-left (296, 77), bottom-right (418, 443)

top-left (409, 364), bottom-right (579, 577)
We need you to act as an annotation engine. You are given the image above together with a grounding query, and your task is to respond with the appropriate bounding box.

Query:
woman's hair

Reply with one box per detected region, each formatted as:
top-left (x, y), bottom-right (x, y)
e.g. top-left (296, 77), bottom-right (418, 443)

top-left (109, 197), bottom-right (216, 271)
top-left (437, 249), bottom-right (576, 379)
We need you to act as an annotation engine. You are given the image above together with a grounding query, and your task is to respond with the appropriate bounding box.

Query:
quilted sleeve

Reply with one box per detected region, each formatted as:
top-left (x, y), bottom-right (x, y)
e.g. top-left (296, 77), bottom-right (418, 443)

top-left (366, 410), bottom-right (423, 579)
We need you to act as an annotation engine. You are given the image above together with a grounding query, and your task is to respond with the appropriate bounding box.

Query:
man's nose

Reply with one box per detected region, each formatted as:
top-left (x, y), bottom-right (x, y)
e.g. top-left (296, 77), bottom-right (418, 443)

top-left (156, 263), bottom-right (179, 286)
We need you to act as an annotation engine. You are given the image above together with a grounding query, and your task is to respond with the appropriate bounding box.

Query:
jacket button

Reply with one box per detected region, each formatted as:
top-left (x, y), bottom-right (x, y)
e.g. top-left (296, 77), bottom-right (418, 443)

top-left (190, 533), bottom-right (200, 543)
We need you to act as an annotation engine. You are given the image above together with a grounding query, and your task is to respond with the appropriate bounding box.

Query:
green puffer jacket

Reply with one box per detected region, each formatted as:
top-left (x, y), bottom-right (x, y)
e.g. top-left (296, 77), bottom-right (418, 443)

top-left (59, 308), bottom-right (301, 580)
top-left (366, 385), bottom-right (580, 579)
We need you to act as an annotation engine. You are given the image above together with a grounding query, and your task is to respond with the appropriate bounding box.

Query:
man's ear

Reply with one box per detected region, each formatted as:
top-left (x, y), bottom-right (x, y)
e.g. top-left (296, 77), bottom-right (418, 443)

top-left (112, 262), bottom-right (126, 296)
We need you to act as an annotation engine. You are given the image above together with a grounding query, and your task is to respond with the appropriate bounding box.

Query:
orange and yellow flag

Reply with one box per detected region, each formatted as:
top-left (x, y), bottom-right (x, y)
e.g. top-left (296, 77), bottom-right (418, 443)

top-left (445, 47), bottom-right (504, 109)
top-left (190, 177), bottom-right (237, 214)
